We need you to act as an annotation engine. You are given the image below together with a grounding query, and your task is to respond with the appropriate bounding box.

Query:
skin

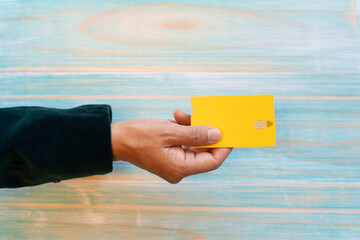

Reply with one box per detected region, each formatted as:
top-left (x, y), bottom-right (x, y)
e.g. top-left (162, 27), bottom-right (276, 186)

top-left (111, 109), bottom-right (233, 184)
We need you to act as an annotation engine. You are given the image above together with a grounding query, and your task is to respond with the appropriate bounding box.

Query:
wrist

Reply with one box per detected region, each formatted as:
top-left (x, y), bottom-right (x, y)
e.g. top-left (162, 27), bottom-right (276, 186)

top-left (111, 121), bottom-right (133, 162)
top-left (111, 122), bottom-right (122, 161)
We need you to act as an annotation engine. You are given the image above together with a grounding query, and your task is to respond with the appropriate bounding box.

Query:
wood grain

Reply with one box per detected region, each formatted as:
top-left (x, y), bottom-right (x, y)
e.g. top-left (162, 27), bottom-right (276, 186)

top-left (0, 0), bottom-right (360, 239)
top-left (0, 0), bottom-right (359, 73)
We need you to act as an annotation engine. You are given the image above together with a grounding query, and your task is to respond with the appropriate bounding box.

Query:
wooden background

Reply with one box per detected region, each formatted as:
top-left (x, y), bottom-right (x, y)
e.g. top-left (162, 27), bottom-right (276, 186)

top-left (0, 0), bottom-right (360, 239)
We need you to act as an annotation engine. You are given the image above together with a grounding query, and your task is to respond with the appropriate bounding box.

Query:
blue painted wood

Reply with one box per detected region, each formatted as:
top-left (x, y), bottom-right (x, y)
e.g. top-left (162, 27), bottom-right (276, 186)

top-left (0, 72), bottom-right (359, 239)
top-left (0, 0), bottom-right (360, 239)
top-left (0, 0), bottom-right (359, 73)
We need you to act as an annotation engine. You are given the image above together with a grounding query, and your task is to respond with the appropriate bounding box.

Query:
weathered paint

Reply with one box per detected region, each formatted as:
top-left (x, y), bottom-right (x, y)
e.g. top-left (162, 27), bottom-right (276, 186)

top-left (0, 0), bottom-right (360, 239)
top-left (0, 1), bottom-right (359, 73)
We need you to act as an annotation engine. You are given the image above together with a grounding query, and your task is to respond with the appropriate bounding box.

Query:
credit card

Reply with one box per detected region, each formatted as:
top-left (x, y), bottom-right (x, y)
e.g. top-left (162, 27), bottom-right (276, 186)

top-left (191, 95), bottom-right (276, 147)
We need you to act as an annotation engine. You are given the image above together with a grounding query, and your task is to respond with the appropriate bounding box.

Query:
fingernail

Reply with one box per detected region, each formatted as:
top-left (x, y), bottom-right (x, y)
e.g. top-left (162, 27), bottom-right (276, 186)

top-left (207, 128), bottom-right (221, 143)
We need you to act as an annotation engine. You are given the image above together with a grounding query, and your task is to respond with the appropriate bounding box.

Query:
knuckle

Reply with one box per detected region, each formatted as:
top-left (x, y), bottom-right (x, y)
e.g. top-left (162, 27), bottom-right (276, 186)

top-left (211, 159), bottom-right (223, 171)
top-left (167, 178), bottom-right (182, 184)
top-left (188, 128), bottom-right (202, 145)
top-left (160, 129), bottom-right (175, 143)
top-left (166, 171), bottom-right (183, 184)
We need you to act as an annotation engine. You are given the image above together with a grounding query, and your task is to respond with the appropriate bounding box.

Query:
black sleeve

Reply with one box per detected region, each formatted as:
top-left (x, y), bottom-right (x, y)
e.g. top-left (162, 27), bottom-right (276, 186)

top-left (0, 104), bottom-right (113, 188)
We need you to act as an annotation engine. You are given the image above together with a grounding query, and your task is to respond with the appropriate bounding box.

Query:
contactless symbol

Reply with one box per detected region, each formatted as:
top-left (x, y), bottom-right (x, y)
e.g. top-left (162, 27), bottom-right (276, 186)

top-left (267, 121), bottom-right (273, 127)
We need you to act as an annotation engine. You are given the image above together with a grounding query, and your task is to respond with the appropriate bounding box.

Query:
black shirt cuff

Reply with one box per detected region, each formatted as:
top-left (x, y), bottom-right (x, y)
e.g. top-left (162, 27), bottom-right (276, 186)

top-left (0, 104), bottom-right (113, 188)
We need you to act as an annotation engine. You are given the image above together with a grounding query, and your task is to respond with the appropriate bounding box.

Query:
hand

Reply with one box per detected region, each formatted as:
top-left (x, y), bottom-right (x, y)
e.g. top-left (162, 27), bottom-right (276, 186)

top-left (111, 110), bottom-right (232, 183)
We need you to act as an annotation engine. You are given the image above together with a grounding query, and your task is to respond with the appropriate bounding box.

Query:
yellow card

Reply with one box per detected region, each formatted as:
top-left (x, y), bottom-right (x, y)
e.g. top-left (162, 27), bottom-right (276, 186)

top-left (191, 95), bottom-right (276, 147)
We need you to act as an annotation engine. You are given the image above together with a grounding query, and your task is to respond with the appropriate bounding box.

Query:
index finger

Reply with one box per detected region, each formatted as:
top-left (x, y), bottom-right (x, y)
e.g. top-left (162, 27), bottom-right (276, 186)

top-left (174, 109), bottom-right (191, 126)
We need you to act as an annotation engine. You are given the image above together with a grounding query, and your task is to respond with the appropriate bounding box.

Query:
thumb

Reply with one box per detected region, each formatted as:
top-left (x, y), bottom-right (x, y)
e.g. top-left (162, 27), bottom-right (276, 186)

top-left (169, 125), bottom-right (222, 146)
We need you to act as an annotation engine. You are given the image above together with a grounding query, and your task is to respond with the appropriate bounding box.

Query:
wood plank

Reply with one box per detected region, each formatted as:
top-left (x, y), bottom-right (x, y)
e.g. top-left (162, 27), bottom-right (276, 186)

top-left (1, 182), bottom-right (360, 239)
top-left (1, 72), bottom-right (359, 97)
top-left (0, 0), bottom-right (359, 73)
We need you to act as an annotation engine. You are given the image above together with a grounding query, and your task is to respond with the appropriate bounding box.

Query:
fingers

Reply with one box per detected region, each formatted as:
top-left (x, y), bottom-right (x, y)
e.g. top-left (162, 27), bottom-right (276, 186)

top-left (168, 125), bottom-right (222, 146)
top-left (184, 148), bottom-right (233, 176)
top-left (163, 146), bottom-right (232, 183)
top-left (168, 109), bottom-right (232, 181)
top-left (173, 110), bottom-right (212, 151)
top-left (188, 147), bottom-right (211, 153)
top-left (174, 109), bottom-right (191, 126)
